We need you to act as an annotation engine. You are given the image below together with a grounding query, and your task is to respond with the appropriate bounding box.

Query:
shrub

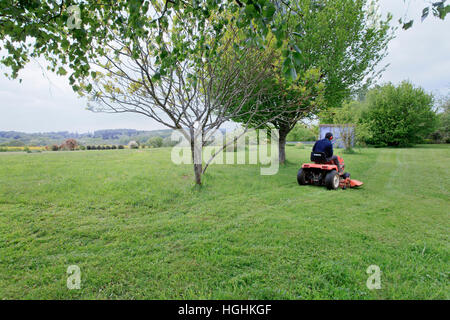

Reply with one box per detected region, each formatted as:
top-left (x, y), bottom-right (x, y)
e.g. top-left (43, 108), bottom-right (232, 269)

top-left (0, 147), bottom-right (6, 152)
top-left (118, 145), bottom-right (125, 149)
top-left (51, 144), bottom-right (59, 151)
top-left (79, 145), bottom-right (86, 150)
top-left (162, 137), bottom-right (178, 147)
top-left (60, 139), bottom-right (78, 151)
top-left (97, 145), bottom-right (102, 150)
top-left (147, 136), bottom-right (164, 148)
top-left (362, 82), bottom-right (438, 147)
top-left (128, 141), bottom-right (139, 149)
top-left (24, 146), bottom-right (31, 153)
top-left (87, 145), bottom-right (92, 150)
top-left (112, 145), bottom-right (117, 149)
top-left (106, 145), bottom-right (111, 150)
top-left (429, 95), bottom-right (449, 144)
top-left (343, 148), bottom-right (356, 154)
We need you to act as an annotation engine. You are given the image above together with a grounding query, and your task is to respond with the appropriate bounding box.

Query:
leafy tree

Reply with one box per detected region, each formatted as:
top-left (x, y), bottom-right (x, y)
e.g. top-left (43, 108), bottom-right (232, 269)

top-left (232, 0), bottom-right (393, 164)
top-left (61, 138), bottom-right (78, 150)
top-left (362, 81), bottom-right (438, 147)
top-left (0, 0), bottom-right (300, 85)
top-left (147, 136), bottom-right (163, 148)
top-left (429, 94), bottom-right (450, 143)
top-left (2, 0), bottom-right (397, 88)
top-left (77, 5), bottom-right (282, 184)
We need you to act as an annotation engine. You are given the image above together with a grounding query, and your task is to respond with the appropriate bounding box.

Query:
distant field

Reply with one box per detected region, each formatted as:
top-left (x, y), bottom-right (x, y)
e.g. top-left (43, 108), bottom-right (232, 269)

top-left (0, 145), bottom-right (448, 299)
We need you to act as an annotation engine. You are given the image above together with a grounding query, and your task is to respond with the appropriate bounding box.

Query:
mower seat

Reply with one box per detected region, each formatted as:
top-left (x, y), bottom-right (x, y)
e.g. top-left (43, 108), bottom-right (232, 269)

top-left (310, 152), bottom-right (329, 163)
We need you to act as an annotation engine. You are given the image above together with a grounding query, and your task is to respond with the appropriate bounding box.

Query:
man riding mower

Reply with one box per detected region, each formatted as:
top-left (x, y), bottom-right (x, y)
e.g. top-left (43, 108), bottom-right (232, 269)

top-left (297, 132), bottom-right (363, 190)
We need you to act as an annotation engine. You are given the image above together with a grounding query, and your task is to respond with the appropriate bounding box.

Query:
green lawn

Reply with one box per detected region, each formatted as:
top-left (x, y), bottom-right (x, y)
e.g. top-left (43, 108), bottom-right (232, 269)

top-left (0, 145), bottom-right (448, 299)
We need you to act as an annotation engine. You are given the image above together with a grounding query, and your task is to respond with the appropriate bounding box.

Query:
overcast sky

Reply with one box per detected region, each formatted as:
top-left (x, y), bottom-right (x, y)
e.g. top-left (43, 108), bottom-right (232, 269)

top-left (0, 0), bottom-right (448, 133)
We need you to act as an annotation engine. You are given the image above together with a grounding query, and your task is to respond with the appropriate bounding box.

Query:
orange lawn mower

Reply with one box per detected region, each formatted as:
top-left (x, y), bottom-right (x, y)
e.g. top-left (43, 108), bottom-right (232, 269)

top-left (297, 152), bottom-right (363, 190)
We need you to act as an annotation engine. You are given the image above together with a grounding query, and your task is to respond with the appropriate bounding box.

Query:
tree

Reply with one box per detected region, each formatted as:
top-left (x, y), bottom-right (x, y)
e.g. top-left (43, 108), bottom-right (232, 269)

top-left (61, 138), bottom-right (78, 150)
top-left (0, 0), bottom-right (302, 85)
top-left (362, 81), bottom-right (438, 147)
top-left (128, 141), bottom-right (139, 149)
top-left (232, 0), bottom-right (393, 164)
top-left (147, 136), bottom-right (163, 148)
top-left (2, 0), bottom-right (399, 88)
top-left (429, 94), bottom-right (450, 143)
top-left (78, 6), bottom-right (282, 185)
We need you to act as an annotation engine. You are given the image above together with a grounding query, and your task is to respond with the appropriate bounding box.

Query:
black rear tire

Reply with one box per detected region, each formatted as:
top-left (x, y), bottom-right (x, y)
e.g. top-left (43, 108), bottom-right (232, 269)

top-left (325, 170), bottom-right (340, 190)
top-left (297, 168), bottom-right (307, 185)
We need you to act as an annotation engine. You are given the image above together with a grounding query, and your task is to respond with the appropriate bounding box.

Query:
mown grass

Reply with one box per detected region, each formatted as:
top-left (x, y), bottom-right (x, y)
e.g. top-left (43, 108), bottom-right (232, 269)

top-left (0, 145), bottom-right (448, 299)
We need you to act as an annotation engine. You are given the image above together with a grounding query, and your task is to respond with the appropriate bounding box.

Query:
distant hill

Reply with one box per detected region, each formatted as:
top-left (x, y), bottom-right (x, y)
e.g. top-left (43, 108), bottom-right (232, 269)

top-left (0, 129), bottom-right (173, 146)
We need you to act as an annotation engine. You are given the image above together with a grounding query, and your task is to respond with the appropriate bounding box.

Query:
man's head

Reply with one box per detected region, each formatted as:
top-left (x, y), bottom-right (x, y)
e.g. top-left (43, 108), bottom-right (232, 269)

top-left (325, 132), bottom-right (333, 140)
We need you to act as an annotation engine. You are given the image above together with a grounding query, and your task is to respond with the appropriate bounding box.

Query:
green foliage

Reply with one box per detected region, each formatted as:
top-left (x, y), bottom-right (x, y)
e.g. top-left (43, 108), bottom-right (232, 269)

top-left (230, 0), bottom-right (392, 164)
top-left (429, 95), bottom-right (450, 143)
top-left (288, 0), bottom-right (393, 109)
top-left (147, 136), bottom-right (163, 148)
top-left (0, 129), bottom-right (173, 147)
top-left (2, 140), bottom-right (25, 147)
top-left (1, 0), bottom-right (393, 92)
top-left (286, 125), bottom-right (317, 142)
top-left (0, 1), bottom-right (286, 85)
top-left (362, 82), bottom-right (438, 147)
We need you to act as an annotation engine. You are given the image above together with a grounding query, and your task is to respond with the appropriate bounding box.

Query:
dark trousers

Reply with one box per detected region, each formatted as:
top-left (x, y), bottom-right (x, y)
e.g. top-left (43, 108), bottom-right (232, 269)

top-left (329, 155), bottom-right (340, 171)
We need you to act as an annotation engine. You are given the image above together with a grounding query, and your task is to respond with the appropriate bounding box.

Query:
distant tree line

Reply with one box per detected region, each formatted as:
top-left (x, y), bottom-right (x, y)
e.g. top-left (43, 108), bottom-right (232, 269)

top-left (0, 129), bottom-right (173, 147)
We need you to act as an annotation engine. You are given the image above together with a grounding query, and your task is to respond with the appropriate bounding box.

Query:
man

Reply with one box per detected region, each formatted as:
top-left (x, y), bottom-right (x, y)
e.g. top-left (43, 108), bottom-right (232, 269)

top-left (312, 132), bottom-right (341, 171)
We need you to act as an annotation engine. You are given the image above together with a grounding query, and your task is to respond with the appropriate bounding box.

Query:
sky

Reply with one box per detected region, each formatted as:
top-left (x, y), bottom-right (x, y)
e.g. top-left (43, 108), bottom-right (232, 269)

top-left (0, 0), bottom-right (448, 133)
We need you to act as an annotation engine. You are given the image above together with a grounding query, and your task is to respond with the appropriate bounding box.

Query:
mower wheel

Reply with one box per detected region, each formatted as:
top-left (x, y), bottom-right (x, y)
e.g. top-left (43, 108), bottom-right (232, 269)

top-left (297, 168), bottom-right (307, 185)
top-left (325, 170), bottom-right (340, 190)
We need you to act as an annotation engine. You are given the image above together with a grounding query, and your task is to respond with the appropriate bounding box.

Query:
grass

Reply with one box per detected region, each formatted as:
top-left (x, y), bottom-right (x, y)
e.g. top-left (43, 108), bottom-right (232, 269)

top-left (0, 145), bottom-right (448, 299)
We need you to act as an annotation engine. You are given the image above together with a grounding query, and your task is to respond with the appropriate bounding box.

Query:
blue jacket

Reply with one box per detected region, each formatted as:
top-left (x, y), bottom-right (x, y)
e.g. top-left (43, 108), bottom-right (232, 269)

top-left (313, 138), bottom-right (333, 158)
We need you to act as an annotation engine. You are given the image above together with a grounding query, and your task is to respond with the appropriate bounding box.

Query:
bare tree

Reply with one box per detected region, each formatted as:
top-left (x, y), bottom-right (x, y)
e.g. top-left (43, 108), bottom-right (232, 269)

top-left (79, 10), bottom-right (283, 185)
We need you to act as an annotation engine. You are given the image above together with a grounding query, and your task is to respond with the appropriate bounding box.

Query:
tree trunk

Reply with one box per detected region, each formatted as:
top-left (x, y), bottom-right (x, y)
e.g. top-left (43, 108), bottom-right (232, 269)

top-left (278, 126), bottom-right (289, 165)
top-left (191, 139), bottom-right (202, 185)
top-left (194, 163), bottom-right (202, 185)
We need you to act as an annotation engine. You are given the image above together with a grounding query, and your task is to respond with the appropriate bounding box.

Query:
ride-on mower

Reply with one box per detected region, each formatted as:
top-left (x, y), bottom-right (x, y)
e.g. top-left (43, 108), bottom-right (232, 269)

top-left (297, 152), bottom-right (363, 190)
